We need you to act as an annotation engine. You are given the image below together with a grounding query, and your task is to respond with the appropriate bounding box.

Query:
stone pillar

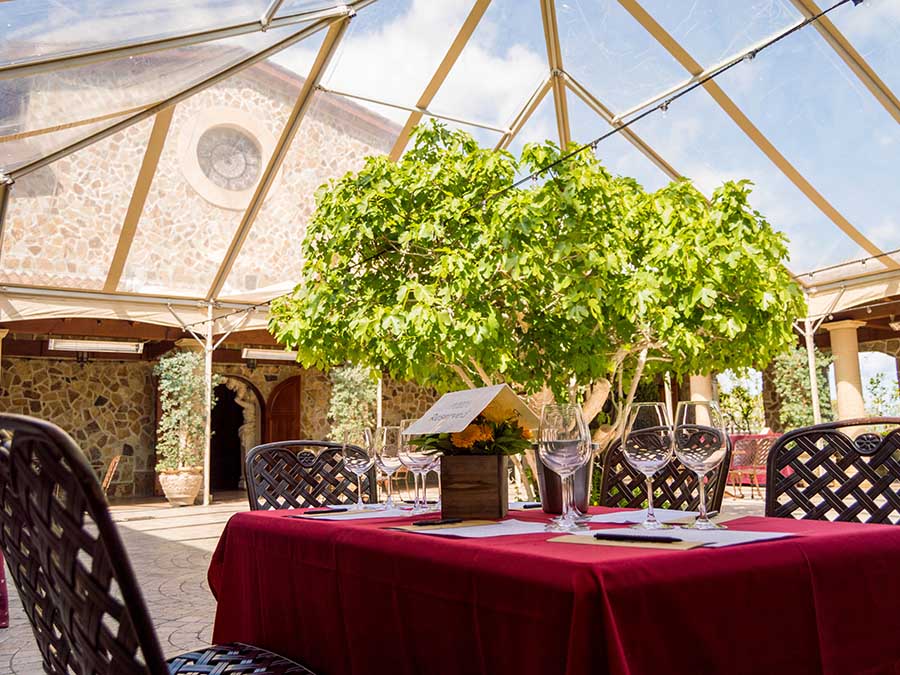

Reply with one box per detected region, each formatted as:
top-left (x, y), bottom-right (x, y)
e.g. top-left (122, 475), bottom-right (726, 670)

top-left (689, 374), bottom-right (714, 402)
top-left (823, 320), bottom-right (866, 420)
top-left (0, 329), bottom-right (8, 388)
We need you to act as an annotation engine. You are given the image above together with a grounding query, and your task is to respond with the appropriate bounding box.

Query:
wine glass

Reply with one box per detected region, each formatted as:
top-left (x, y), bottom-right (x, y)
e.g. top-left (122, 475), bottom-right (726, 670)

top-left (674, 401), bottom-right (728, 530)
top-left (342, 429), bottom-right (375, 510)
top-left (367, 426), bottom-right (402, 510)
top-left (539, 404), bottom-right (592, 532)
top-left (621, 403), bottom-right (674, 530)
top-left (425, 452), bottom-right (443, 511)
top-left (399, 418), bottom-right (433, 513)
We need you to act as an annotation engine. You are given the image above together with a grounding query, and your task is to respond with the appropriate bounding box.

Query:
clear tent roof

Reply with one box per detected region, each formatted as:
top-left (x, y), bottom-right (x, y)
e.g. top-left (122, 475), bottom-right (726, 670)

top-left (1, 0), bottom-right (898, 329)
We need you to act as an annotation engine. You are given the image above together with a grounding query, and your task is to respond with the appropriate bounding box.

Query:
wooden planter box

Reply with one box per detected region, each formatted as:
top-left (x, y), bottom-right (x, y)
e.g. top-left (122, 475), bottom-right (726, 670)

top-left (441, 455), bottom-right (509, 520)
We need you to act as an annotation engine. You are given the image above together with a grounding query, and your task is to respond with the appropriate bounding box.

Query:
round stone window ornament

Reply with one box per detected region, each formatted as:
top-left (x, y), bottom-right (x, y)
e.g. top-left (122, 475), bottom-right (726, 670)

top-left (196, 126), bottom-right (262, 192)
top-left (179, 107), bottom-right (279, 211)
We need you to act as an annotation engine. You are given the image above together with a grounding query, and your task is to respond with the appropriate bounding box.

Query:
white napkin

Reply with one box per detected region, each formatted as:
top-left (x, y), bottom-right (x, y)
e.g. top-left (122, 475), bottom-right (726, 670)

top-left (581, 527), bottom-right (795, 548)
top-left (407, 518), bottom-right (549, 538)
top-left (589, 509), bottom-right (697, 524)
top-left (296, 508), bottom-right (411, 521)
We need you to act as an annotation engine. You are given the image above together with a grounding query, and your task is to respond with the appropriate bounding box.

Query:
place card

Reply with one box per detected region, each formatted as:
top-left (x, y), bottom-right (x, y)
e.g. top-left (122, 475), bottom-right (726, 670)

top-left (292, 508), bottom-right (411, 521)
top-left (392, 518), bottom-right (549, 538)
top-left (550, 534), bottom-right (703, 551)
top-left (401, 384), bottom-right (539, 435)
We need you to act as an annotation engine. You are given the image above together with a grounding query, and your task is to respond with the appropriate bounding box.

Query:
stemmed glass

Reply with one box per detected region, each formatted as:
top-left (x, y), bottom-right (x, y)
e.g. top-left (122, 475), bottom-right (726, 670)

top-left (399, 418), bottom-right (433, 514)
top-left (674, 401), bottom-right (728, 530)
top-left (425, 451), bottom-right (442, 512)
top-left (367, 426), bottom-right (402, 510)
top-left (539, 404), bottom-right (592, 532)
top-left (342, 429), bottom-right (375, 511)
top-left (621, 403), bottom-right (674, 530)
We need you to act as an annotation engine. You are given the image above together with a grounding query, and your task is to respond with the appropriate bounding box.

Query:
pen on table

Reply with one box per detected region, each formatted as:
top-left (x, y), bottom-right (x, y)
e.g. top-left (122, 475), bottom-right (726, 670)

top-left (593, 532), bottom-right (683, 544)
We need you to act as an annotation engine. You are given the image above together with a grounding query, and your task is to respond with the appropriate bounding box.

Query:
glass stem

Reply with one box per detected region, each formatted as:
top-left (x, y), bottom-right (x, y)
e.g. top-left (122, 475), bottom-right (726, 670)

top-left (646, 475), bottom-right (657, 523)
top-left (436, 470), bottom-right (442, 507)
top-left (385, 471), bottom-right (393, 508)
top-left (414, 472), bottom-right (421, 510)
top-left (697, 472), bottom-right (708, 522)
top-left (563, 475), bottom-right (574, 522)
top-left (357, 475), bottom-right (364, 509)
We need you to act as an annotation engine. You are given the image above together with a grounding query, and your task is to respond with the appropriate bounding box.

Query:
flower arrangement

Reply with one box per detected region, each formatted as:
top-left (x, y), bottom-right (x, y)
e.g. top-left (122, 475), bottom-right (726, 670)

top-left (413, 406), bottom-right (533, 456)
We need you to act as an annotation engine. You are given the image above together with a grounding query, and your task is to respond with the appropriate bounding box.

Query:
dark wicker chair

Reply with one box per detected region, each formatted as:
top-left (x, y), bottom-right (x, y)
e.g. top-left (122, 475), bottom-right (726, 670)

top-left (766, 417), bottom-right (900, 523)
top-left (598, 435), bottom-right (732, 512)
top-left (245, 440), bottom-right (377, 511)
top-left (0, 414), bottom-right (316, 675)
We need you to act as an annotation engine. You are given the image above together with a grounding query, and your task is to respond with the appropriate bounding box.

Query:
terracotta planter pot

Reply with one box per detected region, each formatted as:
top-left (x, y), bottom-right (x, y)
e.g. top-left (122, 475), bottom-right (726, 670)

top-left (158, 469), bottom-right (203, 507)
top-left (536, 455), bottom-right (594, 515)
top-left (440, 455), bottom-right (509, 520)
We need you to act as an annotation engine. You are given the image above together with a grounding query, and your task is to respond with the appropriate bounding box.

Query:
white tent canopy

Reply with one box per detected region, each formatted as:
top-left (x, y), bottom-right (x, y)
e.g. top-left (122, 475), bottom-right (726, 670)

top-left (2, 0), bottom-right (900, 330)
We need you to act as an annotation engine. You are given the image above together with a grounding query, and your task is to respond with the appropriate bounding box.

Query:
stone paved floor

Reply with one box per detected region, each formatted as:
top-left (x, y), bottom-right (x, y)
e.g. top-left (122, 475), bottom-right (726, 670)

top-left (0, 491), bottom-right (765, 674)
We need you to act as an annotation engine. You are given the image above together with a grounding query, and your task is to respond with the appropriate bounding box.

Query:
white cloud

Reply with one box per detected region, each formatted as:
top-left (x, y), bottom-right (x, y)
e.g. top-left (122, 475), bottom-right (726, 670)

top-left (278, 0), bottom-right (548, 127)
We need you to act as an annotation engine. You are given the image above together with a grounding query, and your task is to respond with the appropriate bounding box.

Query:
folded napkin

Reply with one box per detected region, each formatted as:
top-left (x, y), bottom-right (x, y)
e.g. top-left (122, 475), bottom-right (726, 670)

top-left (550, 534), bottom-right (703, 551)
top-left (293, 508), bottom-right (410, 521)
top-left (589, 509), bottom-right (697, 525)
top-left (393, 518), bottom-right (549, 538)
top-left (574, 527), bottom-right (795, 548)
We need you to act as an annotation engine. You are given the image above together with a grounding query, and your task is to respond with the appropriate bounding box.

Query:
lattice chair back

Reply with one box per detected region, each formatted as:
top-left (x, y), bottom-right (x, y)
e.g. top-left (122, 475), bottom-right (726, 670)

top-left (0, 414), bottom-right (169, 675)
top-left (766, 417), bottom-right (900, 523)
top-left (598, 435), bottom-right (732, 511)
top-left (245, 440), bottom-right (377, 511)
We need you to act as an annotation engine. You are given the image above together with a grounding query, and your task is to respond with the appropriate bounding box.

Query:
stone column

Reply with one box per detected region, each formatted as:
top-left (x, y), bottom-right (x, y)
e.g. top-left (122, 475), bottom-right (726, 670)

top-left (689, 374), bottom-right (714, 402)
top-left (823, 320), bottom-right (866, 420)
top-left (0, 329), bottom-right (8, 388)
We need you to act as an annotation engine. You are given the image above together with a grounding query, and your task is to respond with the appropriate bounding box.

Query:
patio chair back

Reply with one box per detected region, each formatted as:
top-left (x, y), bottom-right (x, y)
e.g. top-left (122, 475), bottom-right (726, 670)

top-left (766, 417), bottom-right (900, 523)
top-left (0, 414), bottom-right (169, 675)
top-left (597, 435), bottom-right (732, 512)
top-left (245, 440), bottom-right (377, 511)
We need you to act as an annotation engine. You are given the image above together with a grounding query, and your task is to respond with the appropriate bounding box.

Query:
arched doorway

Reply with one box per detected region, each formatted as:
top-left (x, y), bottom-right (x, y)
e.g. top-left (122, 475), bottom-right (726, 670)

top-left (213, 376), bottom-right (264, 491)
top-left (267, 376), bottom-right (302, 442)
top-left (211, 383), bottom-right (243, 491)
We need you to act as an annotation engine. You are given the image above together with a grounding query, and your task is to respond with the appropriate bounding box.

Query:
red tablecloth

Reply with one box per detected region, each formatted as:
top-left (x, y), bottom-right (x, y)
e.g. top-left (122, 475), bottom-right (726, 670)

top-left (208, 508), bottom-right (900, 675)
top-left (0, 553), bottom-right (7, 629)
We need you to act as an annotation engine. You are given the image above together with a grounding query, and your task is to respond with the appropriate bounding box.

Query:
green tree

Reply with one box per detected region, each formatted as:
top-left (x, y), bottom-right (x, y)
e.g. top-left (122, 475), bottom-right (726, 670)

top-left (771, 346), bottom-right (833, 430)
top-left (719, 383), bottom-right (763, 433)
top-left (865, 372), bottom-right (899, 417)
top-left (270, 122), bottom-right (805, 443)
top-left (328, 363), bottom-right (377, 443)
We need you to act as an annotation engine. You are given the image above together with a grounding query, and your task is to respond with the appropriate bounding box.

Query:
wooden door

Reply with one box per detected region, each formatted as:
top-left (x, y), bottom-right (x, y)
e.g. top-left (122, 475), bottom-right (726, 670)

top-left (266, 376), bottom-right (302, 442)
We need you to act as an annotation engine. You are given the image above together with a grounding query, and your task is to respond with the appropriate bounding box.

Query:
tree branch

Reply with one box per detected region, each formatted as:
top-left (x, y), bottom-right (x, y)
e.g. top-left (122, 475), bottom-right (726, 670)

top-left (450, 364), bottom-right (477, 389)
top-left (470, 359), bottom-right (493, 387)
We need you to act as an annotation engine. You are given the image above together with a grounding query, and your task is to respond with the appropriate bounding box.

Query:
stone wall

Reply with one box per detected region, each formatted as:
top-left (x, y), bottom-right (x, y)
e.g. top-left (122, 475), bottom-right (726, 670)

top-left (381, 377), bottom-right (439, 425)
top-left (0, 357), bottom-right (156, 498)
top-left (0, 356), bottom-right (439, 497)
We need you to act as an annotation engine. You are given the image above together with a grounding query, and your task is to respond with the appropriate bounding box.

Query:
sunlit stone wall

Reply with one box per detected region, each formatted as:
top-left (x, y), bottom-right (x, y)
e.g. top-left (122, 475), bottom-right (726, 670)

top-left (1, 58), bottom-right (398, 296)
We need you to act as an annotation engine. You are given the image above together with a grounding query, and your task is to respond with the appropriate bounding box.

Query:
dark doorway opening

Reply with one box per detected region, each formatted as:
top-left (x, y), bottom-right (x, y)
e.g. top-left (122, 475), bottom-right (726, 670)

top-left (211, 383), bottom-right (244, 491)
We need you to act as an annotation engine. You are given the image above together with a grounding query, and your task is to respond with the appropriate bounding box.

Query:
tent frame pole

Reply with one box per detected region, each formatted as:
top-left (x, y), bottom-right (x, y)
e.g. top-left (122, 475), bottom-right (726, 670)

top-left (203, 303), bottom-right (214, 506)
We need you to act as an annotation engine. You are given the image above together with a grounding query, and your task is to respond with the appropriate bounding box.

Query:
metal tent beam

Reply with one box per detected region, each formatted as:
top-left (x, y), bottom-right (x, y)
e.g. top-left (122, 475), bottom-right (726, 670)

top-left (0, 180), bottom-right (9, 253)
top-left (206, 18), bottom-right (351, 301)
top-left (104, 106), bottom-right (176, 291)
top-left (6, 4), bottom-right (367, 182)
top-left (0, 282), bottom-right (260, 310)
top-left (790, 0), bottom-right (900, 126)
top-left (562, 71), bottom-right (683, 182)
top-left (618, 0), bottom-right (898, 269)
top-left (495, 76), bottom-right (552, 151)
top-left (539, 0), bottom-right (571, 148)
top-left (0, 3), bottom-right (358, 82)
top-left (388, 0), bottom-right (492, 161)
top-left (318, 86), bottom-right (508, 134)
top-left (0, 103), bottom-right (154, 145)
top-left (261, 0), bottom-right (289, 28)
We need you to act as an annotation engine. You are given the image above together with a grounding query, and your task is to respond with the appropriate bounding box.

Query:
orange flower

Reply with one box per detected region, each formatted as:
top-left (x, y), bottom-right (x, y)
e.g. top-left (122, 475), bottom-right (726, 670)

top-left (451, 423), bottom-right (493, 448)
top-left (519, 424), bottom-right (533, 440)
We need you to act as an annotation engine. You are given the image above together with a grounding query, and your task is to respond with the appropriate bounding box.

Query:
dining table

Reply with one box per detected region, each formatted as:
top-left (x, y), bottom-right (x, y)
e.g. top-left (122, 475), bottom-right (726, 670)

top-left (208, 506), bottom-right (900, 675)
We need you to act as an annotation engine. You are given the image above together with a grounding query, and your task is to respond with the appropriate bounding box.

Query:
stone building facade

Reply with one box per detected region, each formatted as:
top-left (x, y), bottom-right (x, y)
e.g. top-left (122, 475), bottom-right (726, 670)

top-left (1, 51), bottom-right (398, 296)
top-left (0, 354), bottom-right (438, 498)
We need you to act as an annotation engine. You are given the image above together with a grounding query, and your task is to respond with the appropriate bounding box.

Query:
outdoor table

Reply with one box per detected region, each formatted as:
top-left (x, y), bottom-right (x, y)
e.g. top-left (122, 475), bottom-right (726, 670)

top-left (208, 507), bottom-right (900, 675)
